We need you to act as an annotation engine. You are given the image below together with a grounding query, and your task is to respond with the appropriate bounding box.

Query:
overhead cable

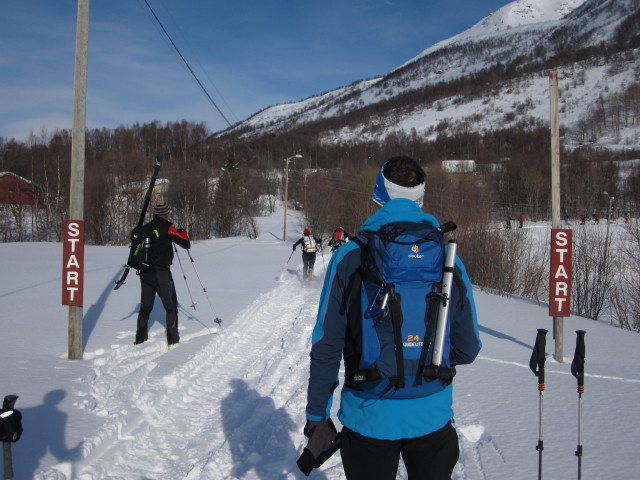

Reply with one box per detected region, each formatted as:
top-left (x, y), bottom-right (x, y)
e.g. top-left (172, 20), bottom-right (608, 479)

top-left (155, 0), bottom-right (240, 124)
top-left (141, 0), bottom-right (233, 128)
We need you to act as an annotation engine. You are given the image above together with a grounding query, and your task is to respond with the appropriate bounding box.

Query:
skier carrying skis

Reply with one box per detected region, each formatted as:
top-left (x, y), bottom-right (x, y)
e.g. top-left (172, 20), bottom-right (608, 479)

top-left (292, 229), bottom-right (322, 280)
top-left (327, 226), bottom-right (351, 252)
top-left (135, 201), bottom-right (190, 347)
top-left (300, 156), bottom-right (481, 479)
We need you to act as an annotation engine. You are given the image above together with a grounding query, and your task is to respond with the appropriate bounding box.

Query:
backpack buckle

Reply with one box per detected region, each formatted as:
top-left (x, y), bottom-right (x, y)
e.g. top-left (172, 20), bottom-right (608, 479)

top-left (421, 365), bottom-right (457, 385)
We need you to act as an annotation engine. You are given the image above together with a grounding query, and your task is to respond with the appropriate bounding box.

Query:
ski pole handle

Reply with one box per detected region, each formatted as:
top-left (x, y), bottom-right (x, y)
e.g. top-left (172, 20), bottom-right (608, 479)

top-left (529, 329), bottom-right (548, 387)
top-left (572, 330), bottom-right (586, 392)
top-left (431, 240), bottom-right (457, 367)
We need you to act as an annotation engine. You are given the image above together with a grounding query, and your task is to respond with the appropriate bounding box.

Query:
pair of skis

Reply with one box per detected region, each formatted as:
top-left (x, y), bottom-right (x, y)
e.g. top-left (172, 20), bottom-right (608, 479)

top-left (113, 158), bottom-right (222, 329)
top-left (113, 158), bottom-right (161, 291)
top-left (530, 329), bottom-right (586, 480)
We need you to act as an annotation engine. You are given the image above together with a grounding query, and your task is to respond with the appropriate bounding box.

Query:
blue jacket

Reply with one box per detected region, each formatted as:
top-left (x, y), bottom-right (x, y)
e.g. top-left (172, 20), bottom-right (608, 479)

top-left (306, 198), bottom-right (481, 440)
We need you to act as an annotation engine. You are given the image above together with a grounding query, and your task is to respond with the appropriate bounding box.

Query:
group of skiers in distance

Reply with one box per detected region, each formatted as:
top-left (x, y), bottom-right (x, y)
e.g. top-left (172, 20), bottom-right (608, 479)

top-left (292, 226), bottom-right (352, 280)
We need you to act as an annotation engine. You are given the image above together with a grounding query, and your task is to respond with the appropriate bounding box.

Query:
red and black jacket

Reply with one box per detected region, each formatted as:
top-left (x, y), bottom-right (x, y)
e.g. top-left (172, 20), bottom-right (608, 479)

top-left (148, 215), bottom-right (191, 269)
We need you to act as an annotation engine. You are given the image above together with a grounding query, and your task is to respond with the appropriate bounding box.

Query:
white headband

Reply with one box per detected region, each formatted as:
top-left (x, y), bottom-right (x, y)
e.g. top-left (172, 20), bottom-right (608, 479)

top-left (372, 168), bottom-right (425, 206)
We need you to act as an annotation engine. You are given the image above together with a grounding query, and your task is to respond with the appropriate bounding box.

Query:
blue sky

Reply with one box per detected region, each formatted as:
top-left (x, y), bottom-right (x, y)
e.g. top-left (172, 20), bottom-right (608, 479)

top-left (1, 0), bottom-right (509, 142)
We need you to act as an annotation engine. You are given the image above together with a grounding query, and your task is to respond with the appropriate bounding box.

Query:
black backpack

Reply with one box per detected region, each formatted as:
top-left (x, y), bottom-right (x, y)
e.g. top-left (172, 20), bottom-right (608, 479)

top-left (126, 223), bottom-right (156, 272)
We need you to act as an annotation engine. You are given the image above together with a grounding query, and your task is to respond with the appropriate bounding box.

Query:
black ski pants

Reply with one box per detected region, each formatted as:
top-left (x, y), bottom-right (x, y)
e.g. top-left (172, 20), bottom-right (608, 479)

top-left (302, 251), bottom-right (317, 278)
top-left (136, 268), bottom-right (180, 345)
top-left (340, 421), bottom-right (459, 480)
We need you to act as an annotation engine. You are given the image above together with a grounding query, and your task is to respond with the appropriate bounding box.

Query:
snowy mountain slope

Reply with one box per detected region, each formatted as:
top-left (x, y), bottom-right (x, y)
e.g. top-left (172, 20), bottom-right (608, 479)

top-left (225, 0), bottom-right (639, 147)
top-left (2, 211), bottom-right (640, 479)
top-left (407, 0), bottom-right (587, 63)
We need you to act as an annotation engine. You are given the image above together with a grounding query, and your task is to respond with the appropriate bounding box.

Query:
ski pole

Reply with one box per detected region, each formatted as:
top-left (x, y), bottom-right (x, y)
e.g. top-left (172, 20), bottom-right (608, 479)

top-left (571, 330), bottom-right (586, 480)
top-left (2, 441), bottom-right (11, 480)
top-left (320, 241), bottom-right (325, 270)
top-left (286, 249), bottom-right (294, 265)
top-left (174, 245), bottom-right (197, 309)
top-left (186, 249), bottom-right (223, 328)
top-left (2, 395), bottom-right (21, 480)
top-left (529, 328), bottom-right (548, 480)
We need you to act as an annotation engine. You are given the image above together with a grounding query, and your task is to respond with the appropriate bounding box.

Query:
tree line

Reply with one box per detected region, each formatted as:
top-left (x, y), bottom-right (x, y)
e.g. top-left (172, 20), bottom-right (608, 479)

top-left (2, 114), bottom-right (640, 330)
top-left (2, 117), bottom-right (639, 242)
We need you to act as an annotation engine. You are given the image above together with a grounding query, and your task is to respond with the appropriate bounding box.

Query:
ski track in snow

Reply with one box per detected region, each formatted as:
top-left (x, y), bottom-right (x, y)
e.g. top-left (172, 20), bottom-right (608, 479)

top-left (35, 261), bottom-right (500, 480)
top-left (36, 269), bottom-right (323, 480)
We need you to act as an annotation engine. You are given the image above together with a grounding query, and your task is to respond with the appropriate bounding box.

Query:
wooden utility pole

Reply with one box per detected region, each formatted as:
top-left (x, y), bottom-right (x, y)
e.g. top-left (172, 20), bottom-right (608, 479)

top-left (68, 0), bottom-right (90, 360)
top-left (282, 154), bottom-right (303, 241)
top-left (549, 71), bottom-right (563, 362)
top-left (283, 158), bottom-right (290, 241)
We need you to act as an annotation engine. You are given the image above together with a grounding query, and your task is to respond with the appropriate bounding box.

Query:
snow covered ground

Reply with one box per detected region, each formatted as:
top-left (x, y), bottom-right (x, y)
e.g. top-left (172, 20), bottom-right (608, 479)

top-left (1, 209), bottom-right (639, 479)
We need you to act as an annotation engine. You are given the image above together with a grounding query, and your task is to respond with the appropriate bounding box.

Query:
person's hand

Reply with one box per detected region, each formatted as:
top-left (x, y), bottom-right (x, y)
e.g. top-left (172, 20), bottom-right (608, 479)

top-left (177, 228), bottom-right (185, 233)
top-left (297, 419), bottom-right (340, 476)
top-left (292, 246), bottom-right (296, 251)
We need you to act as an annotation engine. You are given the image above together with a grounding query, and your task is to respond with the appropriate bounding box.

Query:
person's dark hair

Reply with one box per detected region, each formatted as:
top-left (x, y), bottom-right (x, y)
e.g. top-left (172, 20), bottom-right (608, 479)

top-left (382, 156), bottom-right (426, 187)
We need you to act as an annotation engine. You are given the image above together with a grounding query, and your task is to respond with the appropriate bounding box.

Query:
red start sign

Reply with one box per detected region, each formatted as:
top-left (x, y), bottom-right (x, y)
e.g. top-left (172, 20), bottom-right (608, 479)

top-left (62, 220), bottom-right (84, 306)
top-left (549, 229), bottom-right (572, 317)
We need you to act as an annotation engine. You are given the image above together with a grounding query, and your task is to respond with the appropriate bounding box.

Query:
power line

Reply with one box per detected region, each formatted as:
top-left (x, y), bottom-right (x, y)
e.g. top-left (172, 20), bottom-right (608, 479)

top-left (155, 0), bottom-right (240, 125)
top-left (140, 0), bottom-right (233, 128)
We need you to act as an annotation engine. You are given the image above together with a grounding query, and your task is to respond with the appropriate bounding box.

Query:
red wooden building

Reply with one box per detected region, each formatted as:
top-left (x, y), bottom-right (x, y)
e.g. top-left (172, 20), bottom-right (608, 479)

top-left (0, 172), bottom-right (35, 205)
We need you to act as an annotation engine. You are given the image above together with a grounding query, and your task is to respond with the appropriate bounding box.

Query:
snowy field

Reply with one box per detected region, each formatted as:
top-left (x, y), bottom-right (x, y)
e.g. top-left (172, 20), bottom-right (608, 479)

top-left (1, 209), bottom-right (639, 479)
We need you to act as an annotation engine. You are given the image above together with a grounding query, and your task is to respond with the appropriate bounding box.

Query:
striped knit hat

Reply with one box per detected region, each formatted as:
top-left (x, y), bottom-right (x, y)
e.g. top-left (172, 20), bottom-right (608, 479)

top-left (153, 201), bottom-right (171, 217)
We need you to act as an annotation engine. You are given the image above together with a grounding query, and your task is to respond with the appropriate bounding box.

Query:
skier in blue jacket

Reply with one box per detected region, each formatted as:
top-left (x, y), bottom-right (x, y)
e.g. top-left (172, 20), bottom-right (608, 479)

top-left (301, 156), bottom-right (481, 479)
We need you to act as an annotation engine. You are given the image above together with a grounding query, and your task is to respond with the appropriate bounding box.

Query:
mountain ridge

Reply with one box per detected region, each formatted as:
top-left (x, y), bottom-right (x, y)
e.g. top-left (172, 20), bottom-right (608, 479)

top-left (221, 0), bottom-right (639, 149)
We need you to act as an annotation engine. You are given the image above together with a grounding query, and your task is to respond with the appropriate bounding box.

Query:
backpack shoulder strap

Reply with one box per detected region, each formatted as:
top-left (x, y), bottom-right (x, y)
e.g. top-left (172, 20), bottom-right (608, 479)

top-left (348, 232), bottom-right (371, 304)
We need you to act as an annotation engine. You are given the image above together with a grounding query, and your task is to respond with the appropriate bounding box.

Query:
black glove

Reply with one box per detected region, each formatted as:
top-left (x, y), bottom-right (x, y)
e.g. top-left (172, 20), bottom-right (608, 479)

top-left (177, 228), bottom-right (185, 233)
top-left (292, 246), bottom-right (296, 251)
top-left (297, 419), bottom-right (341, 476)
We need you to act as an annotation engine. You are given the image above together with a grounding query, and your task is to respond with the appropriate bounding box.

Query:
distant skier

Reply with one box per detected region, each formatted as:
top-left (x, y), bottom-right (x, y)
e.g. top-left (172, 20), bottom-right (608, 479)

top-left (519, 213), bottom-right (525, 228)
top-left (292, 229), bottom-right (322, 280)
top-left (327, 226), bottom-right (351, 252)
top-left (135, 201), bottom-right (190, 347)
